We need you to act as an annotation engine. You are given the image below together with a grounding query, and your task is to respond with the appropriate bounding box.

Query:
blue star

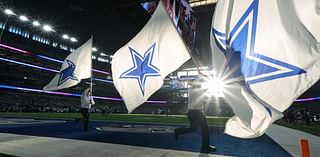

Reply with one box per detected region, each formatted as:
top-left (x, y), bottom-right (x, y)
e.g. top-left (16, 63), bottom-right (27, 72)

top-left (58, 60), bottom-right (78, 86)
top-left (120, 42), bottom-right (160, 95)
top-left (212, 0), bottom-right (306, 85)
top-left (212, 0), bottom-right (308, 117)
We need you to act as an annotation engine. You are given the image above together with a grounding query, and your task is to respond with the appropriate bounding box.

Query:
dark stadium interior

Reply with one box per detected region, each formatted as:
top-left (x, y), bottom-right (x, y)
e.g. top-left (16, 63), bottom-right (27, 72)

top-left (0, 0), bottom-right (319, 115)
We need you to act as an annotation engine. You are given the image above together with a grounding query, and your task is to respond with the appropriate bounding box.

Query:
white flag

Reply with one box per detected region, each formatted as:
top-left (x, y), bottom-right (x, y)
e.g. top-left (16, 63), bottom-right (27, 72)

top-left (43, 37), bottom-right (93, 91)
top-left (112, 1), bottom-right (190, 113)
top-left (211, 0), bottom-right (320, 138)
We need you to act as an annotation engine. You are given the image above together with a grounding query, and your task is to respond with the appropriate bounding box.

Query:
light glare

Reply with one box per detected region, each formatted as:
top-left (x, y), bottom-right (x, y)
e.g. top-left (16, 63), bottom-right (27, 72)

top-left (62, 34), bottom-right (69, 39)
top-left (202, 77), bottom-right (225, 97)
top-left (43, 25), bottom-right (54, 32)
top-left (70, 37), bottom-right (77, 42)
top-left (4, 9), bottom-right (15, 15)
top-left (100, 52), bottom-right (107, 56)
top-left (19, 15), bottom-right (28, 21)
top-left (33, 21), bottom-right (40, 26)
top-left (92, 47), bottom-right (97, 52)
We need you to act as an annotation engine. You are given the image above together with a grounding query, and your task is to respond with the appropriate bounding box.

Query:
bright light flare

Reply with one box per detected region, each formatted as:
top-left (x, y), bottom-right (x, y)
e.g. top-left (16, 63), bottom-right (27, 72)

top-left (43, 25), bottom-right (54, 32)
top-left (19, 15), bottom-right (28, 21)
top-left (92, 47), bottom-right (97, 52)
top-left (100, 52), bottom-right (107, 56)
top-left (70, 37), bottom-right (77, 42)
top-left (62, 34), bottom-right (69, 39)
top-left (4, 9), bottom-right (15, 15)
top-left (201, 76), bottom-right (226, 97)
top-left (33, 21), bottom-right (40, 26)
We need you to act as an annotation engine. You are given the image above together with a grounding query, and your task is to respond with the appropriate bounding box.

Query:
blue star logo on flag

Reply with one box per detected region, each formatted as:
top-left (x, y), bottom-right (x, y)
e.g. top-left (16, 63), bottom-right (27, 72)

top-left (120, 42), bottom-right (160, 95)
top-left (212, 0), bottom-right (306, 85)
top-left (58, 60), bottom-right (78, 86)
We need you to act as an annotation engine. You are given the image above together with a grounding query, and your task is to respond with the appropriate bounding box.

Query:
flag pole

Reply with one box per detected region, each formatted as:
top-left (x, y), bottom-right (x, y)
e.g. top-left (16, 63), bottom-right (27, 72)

top-left (90, 70), bottom-right (93, 94)
top-left (90, 36), bottom-right (93, 95)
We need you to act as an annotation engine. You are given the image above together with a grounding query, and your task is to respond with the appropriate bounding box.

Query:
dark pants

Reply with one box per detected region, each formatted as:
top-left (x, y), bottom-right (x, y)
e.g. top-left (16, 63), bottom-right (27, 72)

top-left (75, 108), bottom-right (90, 130)
top-left (175, 110), bottom-right (210, 147)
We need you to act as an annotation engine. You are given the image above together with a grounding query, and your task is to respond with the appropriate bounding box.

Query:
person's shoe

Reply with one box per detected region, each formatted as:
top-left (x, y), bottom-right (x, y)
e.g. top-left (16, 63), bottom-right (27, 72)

top-left (174, 129), bottom-right (179, 140)
top-left (201, 145), bottom-right (216, 153)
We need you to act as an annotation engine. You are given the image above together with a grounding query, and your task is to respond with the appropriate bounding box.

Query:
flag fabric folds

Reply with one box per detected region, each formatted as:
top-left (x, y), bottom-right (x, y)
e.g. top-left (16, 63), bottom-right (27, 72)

top-left (211, 0), bottom-right (320, 138)
top-left (112, 1), bottom-right (191, 113)
top-left (43, 37), bottom-right (93, 91)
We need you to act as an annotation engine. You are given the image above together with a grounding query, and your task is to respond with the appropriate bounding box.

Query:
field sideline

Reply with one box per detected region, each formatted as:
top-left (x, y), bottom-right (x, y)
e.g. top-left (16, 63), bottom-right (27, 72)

top-left (0, 112), bottom-right (228, 125)
top-left (1, 112), bottom-right (319, 137)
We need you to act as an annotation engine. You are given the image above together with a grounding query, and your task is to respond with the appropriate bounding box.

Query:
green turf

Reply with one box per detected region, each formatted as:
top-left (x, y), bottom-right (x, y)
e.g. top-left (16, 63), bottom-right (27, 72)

top-left (0, 112), bottom-right (228, 125)
top-left (275, 121), bottom-right (320, 137)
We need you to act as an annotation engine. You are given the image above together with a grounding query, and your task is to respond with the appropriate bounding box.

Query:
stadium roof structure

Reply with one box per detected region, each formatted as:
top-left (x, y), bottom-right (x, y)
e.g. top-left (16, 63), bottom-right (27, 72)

top-left (0, 0), bottom-right (151, 55)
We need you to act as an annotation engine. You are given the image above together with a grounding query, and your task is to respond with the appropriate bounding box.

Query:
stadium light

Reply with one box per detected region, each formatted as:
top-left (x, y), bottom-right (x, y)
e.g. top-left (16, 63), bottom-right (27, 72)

top-left (43, 25), bottom-right (54, 32)
top-left (62, 34), bottom-right (69, 39)
top-left (100, 52), bottom-right (107, 56)
top-left (32, 21), bottom-right (40, 26)
top-left (201, 76), bottom-right (225, 97)
top-left (4, 9), bottom-right (15, 15)
top-left (92, 47), bottom-right (97, 52)
top-left (19, 15), bottom-right (29, 21)
top-left (70, 37), bottom-right (77, 42)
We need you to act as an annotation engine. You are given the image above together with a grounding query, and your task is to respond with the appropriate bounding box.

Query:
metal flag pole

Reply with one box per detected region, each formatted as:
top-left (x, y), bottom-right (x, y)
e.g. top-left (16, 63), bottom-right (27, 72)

top-left (90, 36), bottom-right (93, 95)
top-left (90, 70), bottom-right (93, 94)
